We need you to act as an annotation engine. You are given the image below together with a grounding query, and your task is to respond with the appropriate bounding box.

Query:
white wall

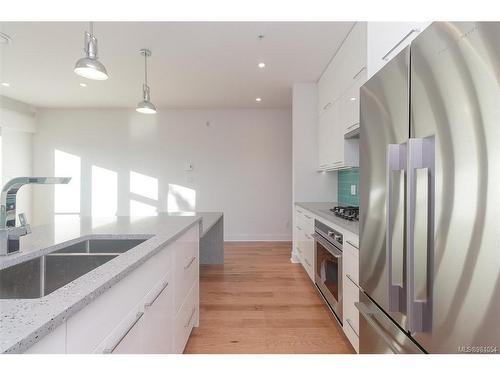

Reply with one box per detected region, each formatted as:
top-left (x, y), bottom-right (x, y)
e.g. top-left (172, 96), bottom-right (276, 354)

top-left (0, 96), bottom-right (35, 222)
top-left (292, 83), bottom-right (337, 202)
top-left (32, 108), bottom-right (292, 241)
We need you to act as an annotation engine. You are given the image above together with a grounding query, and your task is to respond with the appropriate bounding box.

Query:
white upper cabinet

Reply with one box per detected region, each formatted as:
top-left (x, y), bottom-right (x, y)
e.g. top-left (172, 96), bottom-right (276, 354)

top-left (317, 22), bottom-right (366, 170)
top-left (367, 22), bottom-right (431, 78)
top-left (318, 22), bottom-right (367, 116)
top-left (318, 100), bottom-right (340, 169)
top-left (340, 68), bottom-right (367, 134)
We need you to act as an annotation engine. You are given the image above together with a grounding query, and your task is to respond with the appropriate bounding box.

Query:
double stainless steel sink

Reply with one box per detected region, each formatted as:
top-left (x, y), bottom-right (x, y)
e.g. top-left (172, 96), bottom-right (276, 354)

top-left (0, 238), bottom-right (147, 299)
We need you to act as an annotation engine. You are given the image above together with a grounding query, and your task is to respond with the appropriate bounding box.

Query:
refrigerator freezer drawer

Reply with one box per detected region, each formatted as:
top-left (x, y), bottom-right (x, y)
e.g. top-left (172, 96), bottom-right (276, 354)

top-left (356, 292), bottom-right (424, 354)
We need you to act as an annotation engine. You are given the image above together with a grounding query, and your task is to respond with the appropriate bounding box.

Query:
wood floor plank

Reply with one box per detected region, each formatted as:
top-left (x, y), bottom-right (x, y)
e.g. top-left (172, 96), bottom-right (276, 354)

top-left (184, 242), bottom-right (355, 354)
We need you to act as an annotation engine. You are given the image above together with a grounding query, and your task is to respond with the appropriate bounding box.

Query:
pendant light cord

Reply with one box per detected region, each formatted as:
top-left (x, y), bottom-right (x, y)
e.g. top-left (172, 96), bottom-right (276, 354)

top-left (144, 52), bottom-right (148, 86)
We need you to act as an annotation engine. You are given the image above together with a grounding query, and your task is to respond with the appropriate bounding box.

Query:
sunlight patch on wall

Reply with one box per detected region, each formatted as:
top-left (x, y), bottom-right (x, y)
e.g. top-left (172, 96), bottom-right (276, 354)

top-left (130, 171), bottom-right (158, 201)
top-left (167, 184), bottom-right (196, 213)
top-left (130, 199), bottom-right (158, 216)
top-left (54, 149), bottom-right (80, 214)
top-left (91, 165), bottom-right (118, 216)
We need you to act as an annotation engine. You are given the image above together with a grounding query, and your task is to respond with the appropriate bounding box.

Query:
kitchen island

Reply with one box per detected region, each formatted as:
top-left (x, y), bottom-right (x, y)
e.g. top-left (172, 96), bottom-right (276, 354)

top-left (0, 213), bottom-right (221, 354)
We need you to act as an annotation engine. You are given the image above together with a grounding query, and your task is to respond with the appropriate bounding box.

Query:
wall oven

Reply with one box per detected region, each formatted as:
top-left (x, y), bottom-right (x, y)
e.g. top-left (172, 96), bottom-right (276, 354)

top-left (313, 220), bottom-right (343, 323)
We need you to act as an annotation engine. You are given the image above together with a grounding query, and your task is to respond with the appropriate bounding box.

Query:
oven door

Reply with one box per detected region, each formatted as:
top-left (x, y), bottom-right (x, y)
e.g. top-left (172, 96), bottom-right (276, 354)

top-left (314, 233), bottom-right (343, 322)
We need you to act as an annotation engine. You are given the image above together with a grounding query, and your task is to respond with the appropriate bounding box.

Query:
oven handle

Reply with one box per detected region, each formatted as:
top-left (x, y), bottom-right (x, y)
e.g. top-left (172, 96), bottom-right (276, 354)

top-left (312, 233), bottom-right (342, 258)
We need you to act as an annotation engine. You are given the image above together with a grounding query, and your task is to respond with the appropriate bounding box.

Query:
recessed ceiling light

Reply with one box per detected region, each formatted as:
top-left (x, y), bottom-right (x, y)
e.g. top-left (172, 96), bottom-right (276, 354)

top-left (79, 83), bottom-right (87, 87)
top-left (349, 97), bottom-right (356, 101)
top-left (1, 82), bottom-right (10, 87)
top-left (255, 97), bottom-right (262, 102)
top-left (258, 62), bottom-right (266, 69)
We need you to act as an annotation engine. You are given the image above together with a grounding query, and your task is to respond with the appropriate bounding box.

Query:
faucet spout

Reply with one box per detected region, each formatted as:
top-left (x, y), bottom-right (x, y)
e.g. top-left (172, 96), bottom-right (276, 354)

top-left (0, 177), bottom-right (71, 228)
top-left (0, 177), bottom-right (71, 255)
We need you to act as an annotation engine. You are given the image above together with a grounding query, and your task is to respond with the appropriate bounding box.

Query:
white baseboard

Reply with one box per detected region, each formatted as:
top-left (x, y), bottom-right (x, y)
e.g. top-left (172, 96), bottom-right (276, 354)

top-left (224, 234), bottom-right (292, 242)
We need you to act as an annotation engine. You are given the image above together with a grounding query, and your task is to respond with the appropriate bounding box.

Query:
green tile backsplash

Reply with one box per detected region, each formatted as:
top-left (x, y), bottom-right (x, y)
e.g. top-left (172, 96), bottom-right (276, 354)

top-left (338, 168), bottom-right (359, 206)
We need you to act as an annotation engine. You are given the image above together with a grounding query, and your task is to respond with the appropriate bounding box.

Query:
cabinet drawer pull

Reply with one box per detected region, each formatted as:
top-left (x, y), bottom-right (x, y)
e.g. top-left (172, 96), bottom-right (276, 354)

top-left (297, 247), bottom-right (303, 254)
top-left (352, 66), bottom-right (366, 80)
top-left (347, 122), bottom-right (359, 130)
top-left (184, 307), bottom-right (196, 328)
top-left (382, 29), bottom-right (420, 61)
top-left (323, 102), bottom-right (332, 110)
top-left (305, 234), bottom-right (312, 240)
top-left (304, 258), bottom-right (312, 267)
top-left (184, 256), bottom-right (197, 269)
top-left (103, 311), bottom-right (144, 354)
top-left (296, 225), bottom-right (302, 231)
top-left (346, 318), bottom-right (359, 337)
top-left (296, 209), bottom-right (303, 214)
top-left (346, 240), bottom-right (359, 249)
top-left (145, 281), bottom-right (169, 307)
top-left (346, 273), bottom-right (361, 290)
top-left (304, 214), bottom-right (312, 219)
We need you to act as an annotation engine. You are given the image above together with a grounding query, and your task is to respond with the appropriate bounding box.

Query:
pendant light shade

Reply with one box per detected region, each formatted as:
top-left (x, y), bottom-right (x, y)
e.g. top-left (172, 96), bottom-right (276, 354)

top-left (74, 23), bottom-right (108, 80)
top-left (136, 49), bottom-right (156, 114)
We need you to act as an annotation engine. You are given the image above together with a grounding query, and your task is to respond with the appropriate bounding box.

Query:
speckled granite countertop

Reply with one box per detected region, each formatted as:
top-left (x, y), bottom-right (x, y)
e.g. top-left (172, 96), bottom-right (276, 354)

top-left (295, 202), bottom-right (359, 235)
top-left (0, 212), bottom-right (221, 353)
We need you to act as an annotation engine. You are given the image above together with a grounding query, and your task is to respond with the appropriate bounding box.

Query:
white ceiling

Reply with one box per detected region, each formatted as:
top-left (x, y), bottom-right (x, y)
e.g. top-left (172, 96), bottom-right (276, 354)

top-left (0, 22), bottom-right (354, 109)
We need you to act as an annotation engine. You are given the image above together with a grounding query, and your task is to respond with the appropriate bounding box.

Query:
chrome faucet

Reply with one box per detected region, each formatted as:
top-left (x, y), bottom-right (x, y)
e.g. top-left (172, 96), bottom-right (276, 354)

top-left (0, 177), bottom-right (71, 256)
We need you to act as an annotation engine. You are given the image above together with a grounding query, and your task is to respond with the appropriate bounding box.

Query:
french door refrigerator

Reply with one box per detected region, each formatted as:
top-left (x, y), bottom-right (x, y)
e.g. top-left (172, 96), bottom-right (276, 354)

top-left (358, 22), bottom-right (500, 354)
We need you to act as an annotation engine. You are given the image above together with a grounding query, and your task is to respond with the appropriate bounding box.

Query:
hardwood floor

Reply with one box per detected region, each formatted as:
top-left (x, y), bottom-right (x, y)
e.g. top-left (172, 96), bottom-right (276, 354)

top-left (184, 242), bottom-right (355, 354)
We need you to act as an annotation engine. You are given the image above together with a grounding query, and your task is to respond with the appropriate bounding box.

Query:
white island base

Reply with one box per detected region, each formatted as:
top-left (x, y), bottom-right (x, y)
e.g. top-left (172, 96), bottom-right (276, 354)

top-left (25, 224), bottom-right (199, 354)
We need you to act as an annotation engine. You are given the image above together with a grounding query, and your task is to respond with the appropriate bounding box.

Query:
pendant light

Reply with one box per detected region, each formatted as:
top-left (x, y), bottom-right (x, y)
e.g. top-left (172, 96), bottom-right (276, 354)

top-left (74, 22), bottom-right (108, 80)
top-left (136, 49), bottom-right (157, 114)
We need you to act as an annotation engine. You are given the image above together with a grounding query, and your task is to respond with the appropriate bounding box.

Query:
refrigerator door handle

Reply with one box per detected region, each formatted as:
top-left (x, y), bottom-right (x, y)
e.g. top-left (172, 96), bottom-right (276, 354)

top-left (386, 143), bottom-right (407, 312)
top-left (407, 136), bottom-right (435, 333)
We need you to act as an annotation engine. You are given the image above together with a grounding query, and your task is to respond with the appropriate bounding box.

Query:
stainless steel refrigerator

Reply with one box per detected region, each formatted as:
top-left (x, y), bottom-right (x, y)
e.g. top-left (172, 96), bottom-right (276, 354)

top-left (358, 22), bottom-right (500, 354)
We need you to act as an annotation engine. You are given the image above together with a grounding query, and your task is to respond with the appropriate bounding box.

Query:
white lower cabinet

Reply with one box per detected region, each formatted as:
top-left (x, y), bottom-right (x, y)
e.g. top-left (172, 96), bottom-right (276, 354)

top-left (293, 205), bottom-right (361, 352)
top-left (174, 282), bottom-right (199, 353)
top-left (67, 239), bottom-right (174, 354)
top-left (112, 277), bottom-right (174, 354)
top-left (342, 236), bottom-right (360, 353)
top-left (294, 205), bottom-right (315, 282)
top-left (28, 224), bottom-right (200, 354)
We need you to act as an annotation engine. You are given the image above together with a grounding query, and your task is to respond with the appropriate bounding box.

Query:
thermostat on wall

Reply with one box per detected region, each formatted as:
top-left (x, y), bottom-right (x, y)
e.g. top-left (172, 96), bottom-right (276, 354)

top-left (185, 162), bottom-right (194, 171)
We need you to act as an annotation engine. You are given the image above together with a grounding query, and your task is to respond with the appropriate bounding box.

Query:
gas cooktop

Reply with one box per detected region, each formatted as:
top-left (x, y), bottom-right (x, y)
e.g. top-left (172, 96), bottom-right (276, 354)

top-left (330, 205), bottom-right (359, 221)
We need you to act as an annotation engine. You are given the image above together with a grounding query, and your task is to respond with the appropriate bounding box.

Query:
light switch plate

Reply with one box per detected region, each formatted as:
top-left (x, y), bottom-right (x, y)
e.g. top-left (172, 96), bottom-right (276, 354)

top-left (351, 184), bottom-right (357, 195)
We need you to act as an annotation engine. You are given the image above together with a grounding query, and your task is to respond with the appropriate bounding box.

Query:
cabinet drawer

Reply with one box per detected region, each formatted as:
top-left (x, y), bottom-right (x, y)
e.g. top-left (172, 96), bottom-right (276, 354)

top-left (174, 281), bottom-right (199, 353)
top-left (174, 225), bottom-right (199, 313)
top-left (66, 244), bottom-right (172, 353)
top-left (343, 276), bottom-right (360, 353)
top-left (343, 313), bottom-right (359, 353)
top-left (140, 277), bottom-right (174, 353)
top-left (112, 276), bottom-right (174, 354)
top-left (343, 279), bottom-right (360, 332)
top-left (344, 239), bottom-right (359, 285)
top-left (344, 231), bottom-right (359, 249)
top-left (110, 307), bottom-right (145, 354)
top-left (301, 211), bottom-right (315, 234)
